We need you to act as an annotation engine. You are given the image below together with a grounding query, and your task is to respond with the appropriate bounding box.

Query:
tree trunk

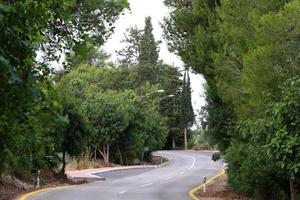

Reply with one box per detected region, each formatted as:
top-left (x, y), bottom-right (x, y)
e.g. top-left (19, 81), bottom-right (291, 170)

top-left (99, 144), bottom-right (110, 167)
top-left (290, 178), bottom-right (296, 200)
top-left (117, 144), bottom-right (123, 165)
top-left (172, 136), bottom-right (176, 149)
top-left (61, 150), bottom-right (66, 175)
top-left (184, 127), bottom-right (187, 150)
top-left (106, 144), bottom-right (110, 166)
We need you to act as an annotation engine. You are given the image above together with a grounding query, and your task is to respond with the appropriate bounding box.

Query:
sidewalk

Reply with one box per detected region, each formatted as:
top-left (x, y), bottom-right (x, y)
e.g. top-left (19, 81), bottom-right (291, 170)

top-left (66, 165), bottom-right (156, 182)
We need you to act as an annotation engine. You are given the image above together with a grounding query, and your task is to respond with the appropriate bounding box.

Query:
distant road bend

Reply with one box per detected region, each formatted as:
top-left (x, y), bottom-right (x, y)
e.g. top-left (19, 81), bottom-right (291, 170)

top-left (26, 151), bottom-right (222, 200)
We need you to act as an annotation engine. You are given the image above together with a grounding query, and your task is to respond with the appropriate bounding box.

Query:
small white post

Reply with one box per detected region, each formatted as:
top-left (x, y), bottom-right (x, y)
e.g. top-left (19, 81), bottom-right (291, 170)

top-left (203, 176), bottom-right (207, 193)
top-left (36, 170), bottom-right (40, 188)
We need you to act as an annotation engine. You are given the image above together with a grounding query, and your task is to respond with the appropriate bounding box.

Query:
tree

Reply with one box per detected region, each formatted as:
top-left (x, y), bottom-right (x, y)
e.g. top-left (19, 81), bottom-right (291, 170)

top-left (117, 26), bottom-right (143, 67)
top-left (180, 70), bottom-right (194, 150)
top-left (60, 109), bottom-right (89, 175)
top-left (139, 17), bottom-right (160, 65)
top-left (84, 91), bottom-right (135, 166)
top-left (0, 0), bottom-right (128, 176)
top-left (164, 0), bottom-right (300, 198)
top-left (58, 64), bottom-right (169, 166)
top-left (138, 16), bottom-right (161, 84)
top-left (266, 77), bottom-right (300, 200)
top-left (66, 44), bottom-right (112, 69)
top-left (158, 64), bottom-right (182, 149)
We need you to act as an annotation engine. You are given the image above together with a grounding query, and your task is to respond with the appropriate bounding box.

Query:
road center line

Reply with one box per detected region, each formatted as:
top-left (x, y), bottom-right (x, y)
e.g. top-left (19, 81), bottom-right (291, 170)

top-left (119, 191), bottom-right (127, 194)
top-left (188, 156), bottom-right (196, 170)
top-left (141, 183), bottom-right (153, 188)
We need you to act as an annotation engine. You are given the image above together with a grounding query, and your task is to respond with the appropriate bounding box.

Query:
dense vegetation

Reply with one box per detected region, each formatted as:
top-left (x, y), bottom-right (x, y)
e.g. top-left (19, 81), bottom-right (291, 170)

top-left (164, 0), bottom-right (300, 199)
top-left (0, 0), bottom-right (194, 183)
top-left (0, 0), bottom-right (129, 178)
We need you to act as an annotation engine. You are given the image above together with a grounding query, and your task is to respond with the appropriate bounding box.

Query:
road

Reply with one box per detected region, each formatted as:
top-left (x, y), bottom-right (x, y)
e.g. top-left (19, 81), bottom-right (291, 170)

top-left (27, 151), bottom-right (223, 200)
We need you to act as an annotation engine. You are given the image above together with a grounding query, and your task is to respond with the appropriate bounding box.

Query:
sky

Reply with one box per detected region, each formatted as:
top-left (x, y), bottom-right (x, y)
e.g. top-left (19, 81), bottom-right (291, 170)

top-left (103, 0), bottom-right (206, 119)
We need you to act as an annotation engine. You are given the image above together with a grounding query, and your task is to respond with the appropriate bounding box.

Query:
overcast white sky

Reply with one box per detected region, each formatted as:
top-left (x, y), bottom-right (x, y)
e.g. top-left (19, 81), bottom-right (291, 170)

top-left (103, 0), bottom-right (206, 118)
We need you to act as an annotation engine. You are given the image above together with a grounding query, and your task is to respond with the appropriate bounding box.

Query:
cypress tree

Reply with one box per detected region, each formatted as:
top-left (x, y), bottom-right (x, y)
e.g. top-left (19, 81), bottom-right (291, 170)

top-left (139, 16), bottom-right (159, 65)
top-left (138, 16), bottom-right (160, 83)
top-left (180, 69), bottom-right (195, 150)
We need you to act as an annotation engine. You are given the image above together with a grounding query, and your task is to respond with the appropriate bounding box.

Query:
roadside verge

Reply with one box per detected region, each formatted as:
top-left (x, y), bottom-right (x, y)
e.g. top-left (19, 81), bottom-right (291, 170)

top-left (18, 153), bottom-right (171, 200)
top-left (189, 169), bottom-right (225, 200)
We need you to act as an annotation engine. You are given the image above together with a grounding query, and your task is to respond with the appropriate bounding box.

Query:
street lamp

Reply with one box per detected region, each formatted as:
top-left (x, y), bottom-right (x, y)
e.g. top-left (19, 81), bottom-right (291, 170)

top-left (159, 94), bottom-right (175, 101)
top-left (140, 89), bottom-right (164, 100)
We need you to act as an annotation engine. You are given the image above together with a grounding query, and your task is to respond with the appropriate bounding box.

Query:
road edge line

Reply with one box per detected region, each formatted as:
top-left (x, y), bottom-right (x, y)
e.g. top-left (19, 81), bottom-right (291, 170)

top-left (18, 185), bottom-right (70, 200)
top-left (188, 169), bottom-right (225, 200)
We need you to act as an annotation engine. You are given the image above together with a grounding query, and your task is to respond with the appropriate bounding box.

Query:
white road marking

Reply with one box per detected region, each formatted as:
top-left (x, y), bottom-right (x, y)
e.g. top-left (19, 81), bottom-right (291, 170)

top-left (188, 156), bottom-right (196, 170)
top-left (141, 183), bottom-right (153, 188)
top-left (164, 177), bottom-right (171, 180)
top-left (119, 191), bottom-right (127, 194)
top-left (179, 171), bottom-right (185, 175)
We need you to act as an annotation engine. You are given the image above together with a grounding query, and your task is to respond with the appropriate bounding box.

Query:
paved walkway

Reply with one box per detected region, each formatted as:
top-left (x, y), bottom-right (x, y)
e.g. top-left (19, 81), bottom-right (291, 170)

top-left (66, 165), bottom-right (156, 182)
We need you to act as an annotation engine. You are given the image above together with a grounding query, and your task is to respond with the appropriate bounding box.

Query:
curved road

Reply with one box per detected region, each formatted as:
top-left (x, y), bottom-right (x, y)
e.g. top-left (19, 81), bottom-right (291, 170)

top-left (27, 151), bottom-right (222, 200)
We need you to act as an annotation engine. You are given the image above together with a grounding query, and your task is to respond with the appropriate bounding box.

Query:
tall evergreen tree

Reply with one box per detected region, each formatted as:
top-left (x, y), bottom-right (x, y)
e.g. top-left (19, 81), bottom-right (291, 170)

top-left (139, 17), bottom-right (159, 65)
top-left (180, 69), bottom-right (195, 150)
top-left (138, 16), bottom-right (160, 83)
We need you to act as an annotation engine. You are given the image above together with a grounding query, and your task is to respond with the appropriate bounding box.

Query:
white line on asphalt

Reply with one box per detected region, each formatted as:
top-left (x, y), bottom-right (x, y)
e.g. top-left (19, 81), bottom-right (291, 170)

top-left (164, 177), bottom-right (171, 180)
top-left (141, 183), bottom-right (153, 188)
top-left (119, 191), bottom-right (127, 194)
top-left (179, 171), bottom-right (185, 175)
top-left (188, 156), bottom-right (196, 170)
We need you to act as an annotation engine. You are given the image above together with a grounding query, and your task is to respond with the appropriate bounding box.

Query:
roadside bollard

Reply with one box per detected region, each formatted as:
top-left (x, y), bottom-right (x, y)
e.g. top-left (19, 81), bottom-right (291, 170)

top-left (203, 176), bottom-right (207, 193)
top-left (36, 170), bottom-right (41, 188)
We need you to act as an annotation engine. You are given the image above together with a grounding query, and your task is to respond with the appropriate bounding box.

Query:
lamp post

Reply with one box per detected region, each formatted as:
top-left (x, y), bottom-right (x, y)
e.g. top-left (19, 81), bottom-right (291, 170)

top-left (159, 94), bottom-right (175, 101)
top-left (140, 89), bottom-right (164, 100)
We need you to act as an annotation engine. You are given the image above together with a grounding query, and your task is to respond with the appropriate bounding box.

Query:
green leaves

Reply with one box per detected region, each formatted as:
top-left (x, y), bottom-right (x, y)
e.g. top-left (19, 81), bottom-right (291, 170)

top-left (164, 0), bottom-right (300, 198)
top-left (58, 64), bottom-right (169, 165)
top-left (0, 0), bottom-right (128, 176)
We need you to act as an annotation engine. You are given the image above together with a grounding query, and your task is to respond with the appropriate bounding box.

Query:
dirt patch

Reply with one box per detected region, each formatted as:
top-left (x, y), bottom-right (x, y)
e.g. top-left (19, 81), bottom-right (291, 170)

top-left (151, 155), bottom-right (169, 165)
top-left (66, 159), bottom-right (106, 171)
top-left (0, 170), bottom-right (75, 200)
top-left (194, 174), bottom-right (251, 200)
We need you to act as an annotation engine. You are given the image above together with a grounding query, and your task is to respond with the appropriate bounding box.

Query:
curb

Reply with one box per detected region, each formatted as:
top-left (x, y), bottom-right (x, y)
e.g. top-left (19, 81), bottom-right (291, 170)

top-left (18, 154), bottom-right (172, 200)
top-left (188, 169), bottom-right (225, 200)
top-left (18, 185), bottom-right (70, 200)
top-left (152, 154), bottom-right (172, 168)
top-left (156, 157), bottom-right (171, 168)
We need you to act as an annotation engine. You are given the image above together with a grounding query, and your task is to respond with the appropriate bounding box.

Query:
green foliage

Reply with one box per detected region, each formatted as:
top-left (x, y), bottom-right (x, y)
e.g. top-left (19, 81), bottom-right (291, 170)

top-left (266, 77), bottom-right (300, 180)
top-left (117, 18), bottom-right (184, 150)
top-left (180, 70), bottom-right (195, 128)
top-left (66, 45), bottom-right (112, 69)
top-left (58, 65), bottom-right (169, 165)
top-left (139, 17), bottom-right (160, 66)
top-left (0, 0), bottom-right (128, 177)
top-left (158, 64), bottom-right (182, 149)
top-left (164, 0), bottom-right (300, 198)
top-left (200, 85), bottom-right (234, 152)
top-left (188, 128), bottom-right (210, 150)
top-left (117, 26), bottom-right (143, 67)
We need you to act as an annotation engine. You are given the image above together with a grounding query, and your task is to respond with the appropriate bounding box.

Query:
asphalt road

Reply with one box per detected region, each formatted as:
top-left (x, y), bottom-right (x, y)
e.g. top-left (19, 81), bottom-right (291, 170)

top-left (27, 151), bottom-right (223, 200)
